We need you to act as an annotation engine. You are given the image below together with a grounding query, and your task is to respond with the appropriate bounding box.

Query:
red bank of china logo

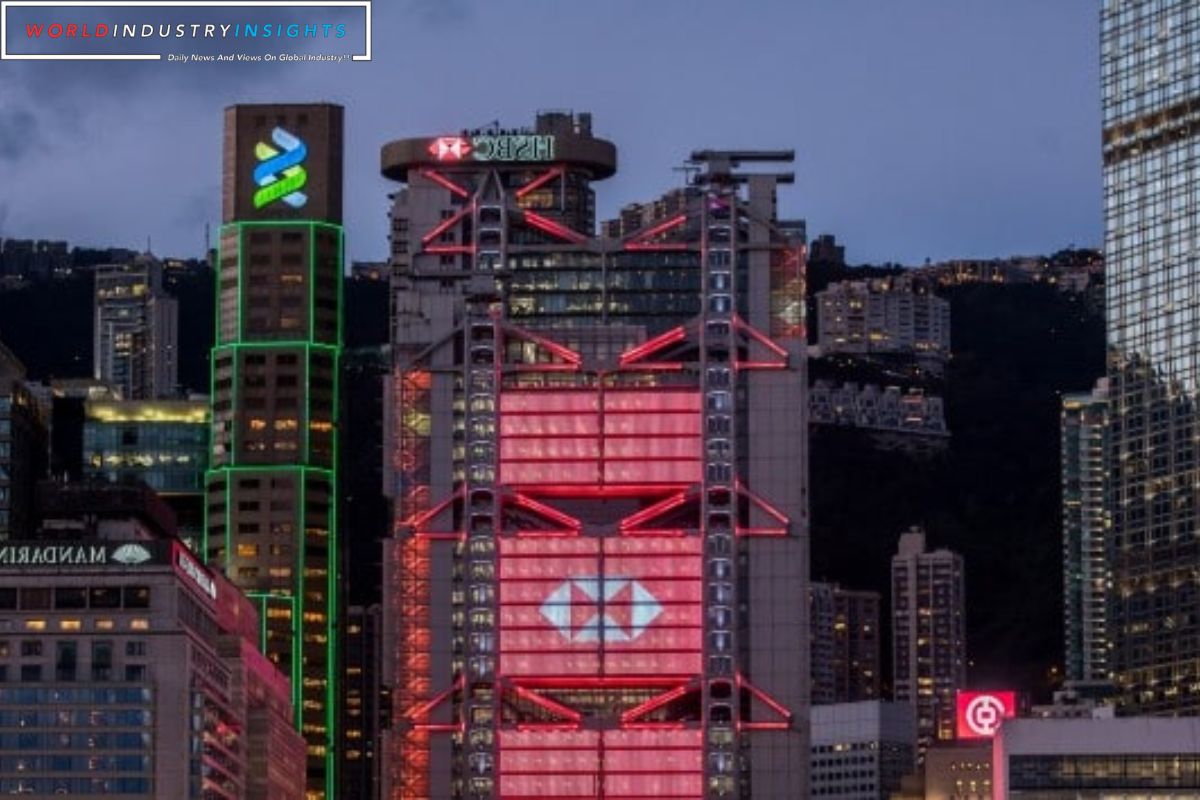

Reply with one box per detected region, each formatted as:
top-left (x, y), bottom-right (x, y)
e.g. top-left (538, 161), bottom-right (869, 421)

top-left (539, 576), bottom-right (663, 643)
top-left (956, 690), bottom-right (1017, 739)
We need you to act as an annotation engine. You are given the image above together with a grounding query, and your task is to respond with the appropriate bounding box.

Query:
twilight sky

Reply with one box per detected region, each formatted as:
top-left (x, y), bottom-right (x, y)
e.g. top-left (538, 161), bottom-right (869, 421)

top-left (0, 0), bottom-right (1101, 265)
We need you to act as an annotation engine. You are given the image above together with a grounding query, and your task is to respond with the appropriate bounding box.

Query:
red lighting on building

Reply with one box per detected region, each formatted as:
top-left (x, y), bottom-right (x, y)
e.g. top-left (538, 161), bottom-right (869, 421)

top-left (956, 690), bottom-right (1017, 739)
top-left (428, 136), bottom-right (471, 161)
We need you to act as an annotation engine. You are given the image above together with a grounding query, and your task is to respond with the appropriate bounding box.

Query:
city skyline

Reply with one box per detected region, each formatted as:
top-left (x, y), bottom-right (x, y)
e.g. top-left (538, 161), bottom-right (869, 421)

top-left (0, 1), bottom-right (1099, 265)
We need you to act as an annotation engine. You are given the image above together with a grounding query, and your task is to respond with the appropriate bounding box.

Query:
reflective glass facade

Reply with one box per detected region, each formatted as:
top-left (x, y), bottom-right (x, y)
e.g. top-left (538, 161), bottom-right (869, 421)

top-left (84, 400), bottom-right (208, 495)
top-left (1102, 0), bottom-right (1200, 713)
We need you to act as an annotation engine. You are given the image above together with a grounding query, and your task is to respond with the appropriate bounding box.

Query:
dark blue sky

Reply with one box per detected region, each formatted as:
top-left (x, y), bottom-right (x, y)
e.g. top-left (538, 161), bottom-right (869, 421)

top-left (0, 1), bottom-right (1101, 264)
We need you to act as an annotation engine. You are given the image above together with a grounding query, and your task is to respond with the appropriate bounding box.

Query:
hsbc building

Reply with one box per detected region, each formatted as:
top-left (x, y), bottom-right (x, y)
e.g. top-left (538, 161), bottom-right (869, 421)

top-left (381, 111), bottom-right (809, 799)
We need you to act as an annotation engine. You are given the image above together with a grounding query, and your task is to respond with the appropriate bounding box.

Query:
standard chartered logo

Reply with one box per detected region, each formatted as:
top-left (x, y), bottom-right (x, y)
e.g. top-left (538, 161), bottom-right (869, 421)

top-left (253, 126), bottom-right (308, 209)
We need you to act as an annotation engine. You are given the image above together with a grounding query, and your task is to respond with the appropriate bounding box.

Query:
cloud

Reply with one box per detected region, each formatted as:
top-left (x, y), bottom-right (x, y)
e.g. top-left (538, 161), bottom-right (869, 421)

top-left (0, 108), bottom-right (37, 161)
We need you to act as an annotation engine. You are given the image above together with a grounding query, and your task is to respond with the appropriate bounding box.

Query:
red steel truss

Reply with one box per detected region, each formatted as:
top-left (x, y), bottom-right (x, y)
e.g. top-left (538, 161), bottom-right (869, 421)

top-left (388, 156), bottom-right (806, 799)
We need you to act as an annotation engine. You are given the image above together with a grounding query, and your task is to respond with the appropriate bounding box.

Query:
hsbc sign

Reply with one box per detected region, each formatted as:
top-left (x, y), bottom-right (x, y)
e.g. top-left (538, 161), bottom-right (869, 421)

top-left (956, 690), bottom-right (1017, 739)
top-left (539, 576), bottom-right (663, 643)
top-left (428, 134), bottom-right (555, 163)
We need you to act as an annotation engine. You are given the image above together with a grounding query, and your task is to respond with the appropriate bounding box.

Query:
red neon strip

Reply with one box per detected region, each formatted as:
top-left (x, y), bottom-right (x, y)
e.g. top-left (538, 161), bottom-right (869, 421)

top-left (417, 168), bottom-right (469, 198)
top-left (733, 314), bottom-right (790, 359)
top-left (406, 675), bottom-right (463, 721)
top-left (624, 242), bottom-right (692, 252)
top-left (523, 211), bottom-right (589, 244)
top-left (503, 325), bottom-right (583, 365)
top-left (619, 683), bottom-right (691, 723)
top-left (739, 721), bottom-right (791, 732)
top-left (514, 529), bottom-right (580, 538)
top-left (619, 491), bottom-right (691, 531)
top-left (629, 213), bottom-right (688, 243)
top-left (736, 479), bottom-right (790, 525)
top-left (515, 484), bottom-right (692, 499)
top-left (420, 206), bottom-right (471, 245)
top-left (617, 362), bottom-right (685, 372)
top-left (619, 326), bottom-right (688, 366)
top-left (736, 526), bottom-right (787, 538)
top-left (736, 361), bottom-right (788, 371)
top-left (404, 488), bottom-right (463, 530)
top-left (514, 167), bottom-right (564, 199)
top-left (621, 721), bottom-right (688, 730)
top-left (513, 723), bottom-right (582, 732)
top-left (510, 493), bottom-right (582, 530)
top-left (414, 532), bottom-right (464, 541)
top-left (737, 672), bottom-right (793, 721)
top-left (424, 245), bottom-right (475, 255)
top-left (413, 723), bottom-right (462, 733)
top-left (509, 676), bottom-right (694, 689)
top-left (512, 686), bottom-right (583, 722)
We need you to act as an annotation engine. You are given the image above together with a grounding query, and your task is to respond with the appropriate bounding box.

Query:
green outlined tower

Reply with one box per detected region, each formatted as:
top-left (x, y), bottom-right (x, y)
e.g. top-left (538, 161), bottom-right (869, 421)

top-left (207, 103), bottom-right (344, 799)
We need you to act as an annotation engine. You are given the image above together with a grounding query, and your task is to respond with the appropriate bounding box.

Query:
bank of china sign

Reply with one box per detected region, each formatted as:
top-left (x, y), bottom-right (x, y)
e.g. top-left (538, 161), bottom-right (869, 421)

top-left (0, 542), bottom-right (152, 566)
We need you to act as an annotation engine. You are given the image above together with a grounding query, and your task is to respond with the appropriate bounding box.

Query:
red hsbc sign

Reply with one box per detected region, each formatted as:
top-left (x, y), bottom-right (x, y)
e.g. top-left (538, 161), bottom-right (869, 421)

top-left (498, 536), bottom-right (702, 678)
top-left (956, 690), bottom-right (1017, 739)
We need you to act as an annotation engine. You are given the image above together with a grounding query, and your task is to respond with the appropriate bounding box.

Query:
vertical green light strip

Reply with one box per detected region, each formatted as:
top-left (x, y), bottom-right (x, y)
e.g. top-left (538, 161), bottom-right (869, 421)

top-left (295, 473), bottom-right (306, 727)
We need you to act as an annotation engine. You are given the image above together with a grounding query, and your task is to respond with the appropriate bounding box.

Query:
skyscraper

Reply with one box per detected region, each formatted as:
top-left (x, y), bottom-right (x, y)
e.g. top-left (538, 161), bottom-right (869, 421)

top-left (0, 340), bottom-right (47, 540)
top-left (891, 526), bottom-right (965, 755)
top-left (381, 113), bottom-right (809, 798)
top-left (1102, 0), bottom-right (1200, 714)
top-left (205, 103), bottom-right (344, 797)
top-left (1061, 380), bottom-right (1110, 684)
top-left (810, 581), bottom-right (882, 705)
top-left (93, 254), bottom-right (179, 400)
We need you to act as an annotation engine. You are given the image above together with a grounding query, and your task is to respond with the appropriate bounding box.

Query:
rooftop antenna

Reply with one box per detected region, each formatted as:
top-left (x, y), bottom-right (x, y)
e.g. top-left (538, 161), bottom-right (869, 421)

top-left (673, 162), bottom-right (701, 187)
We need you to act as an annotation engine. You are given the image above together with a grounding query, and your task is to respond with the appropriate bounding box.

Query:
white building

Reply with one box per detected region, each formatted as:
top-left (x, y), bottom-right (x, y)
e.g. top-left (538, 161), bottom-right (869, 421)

top-left (816, 276), bottom-right (950, 359)
top-left (810, 700), bottom-right (916, 799)
top-left (93, 255), bottom-right (178, 400)
top-left (993, 718), bottom-right (1200, 798)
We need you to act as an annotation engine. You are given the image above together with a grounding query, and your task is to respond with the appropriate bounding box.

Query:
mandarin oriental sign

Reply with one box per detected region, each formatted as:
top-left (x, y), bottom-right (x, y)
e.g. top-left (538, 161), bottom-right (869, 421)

top-left (0, 542), bottom-right (157, 566)
top-left (428, 134), bottom-right (555, 163)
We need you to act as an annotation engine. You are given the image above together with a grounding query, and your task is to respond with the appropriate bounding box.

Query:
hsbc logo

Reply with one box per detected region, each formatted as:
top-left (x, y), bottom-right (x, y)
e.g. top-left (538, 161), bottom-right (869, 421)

top-left (539, 576), bottom-right (662, 643)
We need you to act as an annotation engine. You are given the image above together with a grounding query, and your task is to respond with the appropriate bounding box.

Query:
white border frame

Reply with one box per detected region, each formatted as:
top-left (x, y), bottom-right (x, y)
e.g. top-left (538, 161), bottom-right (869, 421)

top-left (1, 0), bottom-right (371, 60)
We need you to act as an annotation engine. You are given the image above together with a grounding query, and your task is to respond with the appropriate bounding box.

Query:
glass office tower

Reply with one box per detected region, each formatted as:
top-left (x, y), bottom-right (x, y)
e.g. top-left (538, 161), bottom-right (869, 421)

top-left (205, 103), bottom-right (344, 796)
top-left (1102, 1), bottom-right (1200, 713)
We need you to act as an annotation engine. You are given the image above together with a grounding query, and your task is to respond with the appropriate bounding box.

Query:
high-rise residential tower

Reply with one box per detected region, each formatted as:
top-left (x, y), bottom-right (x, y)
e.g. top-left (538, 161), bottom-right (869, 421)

top-left (381, 113), bottom-right (809, 799)
top-left (811, 582), bottom-right (882, 705)
top-left (891, 526), bottom-right (965, 756)
top-left (1102, 0), bottom-right (1200, 714)
top-left (205, 102), bottom-right (344, 797)
top-left (1061, 380), bottom-right (1110, 685)
top-left (93, 254), bottom-right (179, 400)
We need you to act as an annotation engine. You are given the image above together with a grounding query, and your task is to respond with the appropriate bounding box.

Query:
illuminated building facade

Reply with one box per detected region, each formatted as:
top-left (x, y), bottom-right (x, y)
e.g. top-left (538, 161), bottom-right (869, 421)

top-left (93, 254), bottom-right (179, 400)
top-left (381, 112), bottom-right (809, 799)
top-left (205, 103), bottom-right (344, 797)
top-left (1060, 381), bottom-right (1110, 685)
top-left (815, 276), bottom-right (950, 359)
top-left (809, 701), bottom-right (915, 800)
top-left (891, 527), bottom-right (965, 757)
top-left (84, 398), bottom-right (209, 549)
top-left (0, 512), bottom-right (304, 799)
top-left (1102, 0), bottom-right (1200, 715)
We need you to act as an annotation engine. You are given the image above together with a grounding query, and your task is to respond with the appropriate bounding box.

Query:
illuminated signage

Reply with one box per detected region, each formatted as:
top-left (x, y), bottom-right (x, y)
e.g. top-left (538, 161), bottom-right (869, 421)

top-left (253, 126), bottom-right (308, 209)
top-left (111, 544), bottom-right (153, 565)
top-left (428, 134), bottom-right (555, 163)
top-left (956, 690), bottom-right (1017, 739)
top-left (0, 543), bottom-right (111, 566)
top-left (539, 576), bottom-right (663, 643)
top-left (175, 547), bottom-right (218, 601)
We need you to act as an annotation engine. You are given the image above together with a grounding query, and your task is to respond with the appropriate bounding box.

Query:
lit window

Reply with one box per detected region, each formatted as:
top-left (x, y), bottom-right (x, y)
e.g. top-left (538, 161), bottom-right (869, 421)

top-left (24, 620), bottom-right (46, 631)
top-left (59, 620), bottom-right (82, 631)
top-left (129, 619), bottom-right (150, 631)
